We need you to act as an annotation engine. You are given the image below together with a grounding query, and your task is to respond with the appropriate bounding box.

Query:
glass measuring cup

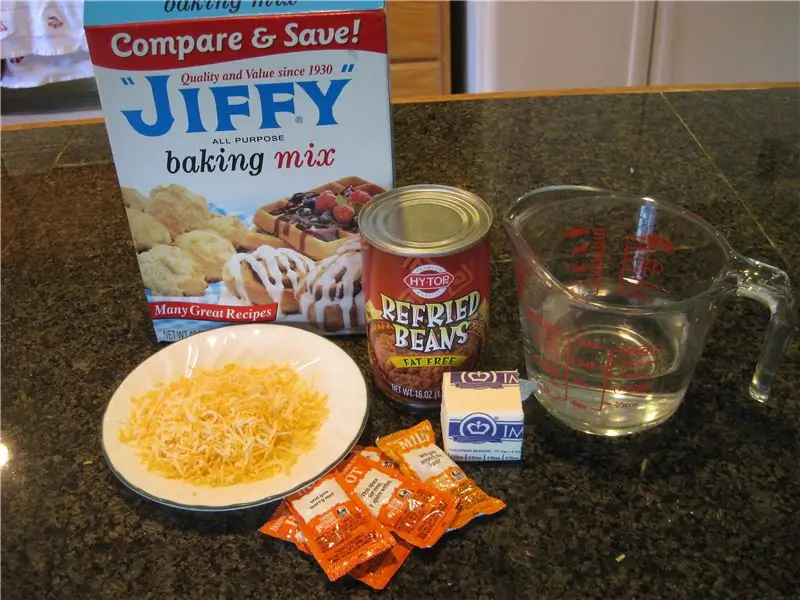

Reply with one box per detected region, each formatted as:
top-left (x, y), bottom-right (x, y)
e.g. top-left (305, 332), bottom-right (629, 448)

top-left (504, 185), bottom-right (796, 436)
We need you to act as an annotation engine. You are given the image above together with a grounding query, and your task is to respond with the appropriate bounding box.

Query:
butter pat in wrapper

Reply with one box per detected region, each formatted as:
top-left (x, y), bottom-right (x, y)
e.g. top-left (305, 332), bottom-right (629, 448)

top-left (441, 371), bottom-right (524, 461)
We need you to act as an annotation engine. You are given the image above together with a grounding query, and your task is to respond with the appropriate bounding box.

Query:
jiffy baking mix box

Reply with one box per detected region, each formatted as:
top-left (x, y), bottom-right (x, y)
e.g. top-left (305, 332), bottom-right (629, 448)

top-left (84, 0), bottom-right (394, 342)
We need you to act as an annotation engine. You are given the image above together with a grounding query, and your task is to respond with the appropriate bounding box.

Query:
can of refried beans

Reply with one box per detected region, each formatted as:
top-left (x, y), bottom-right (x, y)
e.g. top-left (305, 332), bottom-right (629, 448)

top-left (358, 184), bottom-right (493, 410)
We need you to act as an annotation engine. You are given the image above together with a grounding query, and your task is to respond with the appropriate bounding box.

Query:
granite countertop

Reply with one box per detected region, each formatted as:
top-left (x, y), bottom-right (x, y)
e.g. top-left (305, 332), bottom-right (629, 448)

top-left (2, 86), bottom-right (799, 599)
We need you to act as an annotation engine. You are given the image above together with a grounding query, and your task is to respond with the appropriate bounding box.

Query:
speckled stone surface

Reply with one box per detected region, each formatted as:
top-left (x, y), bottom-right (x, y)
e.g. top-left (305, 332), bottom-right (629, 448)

top-left (664, 88), bottom-right (800, 284)
top-left (2, 88), bottom-right (799, 600)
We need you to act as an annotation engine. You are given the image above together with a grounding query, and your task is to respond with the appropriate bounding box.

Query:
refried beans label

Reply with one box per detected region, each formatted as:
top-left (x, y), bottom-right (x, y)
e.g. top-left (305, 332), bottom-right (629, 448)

top-left (363, 238), bottom-right (491, 407)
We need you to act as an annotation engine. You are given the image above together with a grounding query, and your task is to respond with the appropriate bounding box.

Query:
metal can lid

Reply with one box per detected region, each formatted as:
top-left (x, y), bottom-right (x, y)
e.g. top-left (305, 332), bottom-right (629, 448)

top-left (358, 185), bottom-right (493, 257)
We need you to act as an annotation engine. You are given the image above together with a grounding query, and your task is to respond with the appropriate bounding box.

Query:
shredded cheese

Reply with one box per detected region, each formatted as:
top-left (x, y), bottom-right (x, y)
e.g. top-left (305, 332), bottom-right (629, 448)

top-left (119, 363), bottom-right (329, 487)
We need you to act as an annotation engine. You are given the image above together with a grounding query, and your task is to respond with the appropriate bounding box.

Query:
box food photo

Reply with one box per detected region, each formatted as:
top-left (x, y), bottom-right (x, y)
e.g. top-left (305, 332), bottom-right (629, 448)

top-left (84, 0), bottom-right (394, 342)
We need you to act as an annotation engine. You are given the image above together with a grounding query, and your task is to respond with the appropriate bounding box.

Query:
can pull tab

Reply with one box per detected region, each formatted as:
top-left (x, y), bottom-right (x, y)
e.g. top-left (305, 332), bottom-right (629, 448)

top-left (519, 378), bottom-right (537, 402)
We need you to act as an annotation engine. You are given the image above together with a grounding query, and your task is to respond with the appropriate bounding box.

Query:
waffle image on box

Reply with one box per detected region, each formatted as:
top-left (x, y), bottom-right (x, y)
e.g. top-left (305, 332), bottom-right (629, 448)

top-left (441, 371), bottom-right (524, 461)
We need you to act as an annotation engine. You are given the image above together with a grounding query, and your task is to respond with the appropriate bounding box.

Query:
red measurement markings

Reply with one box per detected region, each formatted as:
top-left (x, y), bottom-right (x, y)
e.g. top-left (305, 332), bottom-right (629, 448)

top-left (613, 345), bottom-right (663, 371)
top-left (615, 342), bottom-right (664, 357)
top-left (526, 307), bottom-right (568, 402)
top-left (525, 306), bottom-right (561, 336)
top-left (591, 228), bottom-right (606, 295)
top-left (569, 355), bottom-right (601, 371)
top-left (572, 337), bottom-right (607, 351)
top-left (563, 226), bottom-right (592, 239)
top-left (595, 351), bottom-right (614, 411)
top-left (616, 233), bottom-right (675, 299)
top-left (616, 233), bottom-right (636, 296)
top-left (537, 380), bottom-right (565, 402)
top-left (612, 401), bottom-right (638, 409)
top-left (524, 307), bottom-right (659, 406)
top-left (530, 354), bottom-right (565, 377)
top-left (641, 234), bottom-right (675, 254)
top-left (562, 226), bottom-right (606, 295)
top-left (562, 336), bottom-right (572, 403)
top-left (616, 383), bottom-right (652, 393)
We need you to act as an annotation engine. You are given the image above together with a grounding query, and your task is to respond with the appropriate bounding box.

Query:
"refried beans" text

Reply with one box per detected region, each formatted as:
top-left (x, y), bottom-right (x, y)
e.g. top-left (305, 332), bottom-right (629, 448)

top-left (380, 291), bottom-right (480, 352)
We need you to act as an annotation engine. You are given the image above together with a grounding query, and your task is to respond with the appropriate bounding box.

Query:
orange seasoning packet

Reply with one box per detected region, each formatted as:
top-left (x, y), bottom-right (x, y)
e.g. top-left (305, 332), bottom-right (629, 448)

top-left (339, 454), bottom-right (458, 548)
top-left (260, 501), bottom-right (411, 590)
top-left (258, 502), bottom-right (309, 552)
top-left (349, 444), bottom-right (365, 456)
top-left (349, 535), bottom-right (413, 590)
top-left (285, 471), bottom-right (396, 582)
top-left (358, 446), bottom-right (401, 472)
top-left (377, 420), bottom-right (506, 530)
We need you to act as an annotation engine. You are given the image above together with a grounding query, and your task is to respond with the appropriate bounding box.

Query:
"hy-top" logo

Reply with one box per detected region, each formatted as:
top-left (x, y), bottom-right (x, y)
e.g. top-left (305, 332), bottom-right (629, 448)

top-left (404, 264), bottom-right (453, 299)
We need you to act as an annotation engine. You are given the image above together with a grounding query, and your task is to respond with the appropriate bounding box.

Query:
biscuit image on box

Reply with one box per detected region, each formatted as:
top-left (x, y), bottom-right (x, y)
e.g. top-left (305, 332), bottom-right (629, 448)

top-left (146, 184), bottom-right (209, 237)
top-left (296, 239), bottom-right (363, 333)
top-left (122, 187), bottom-right (148, 212)
top-left (126, 207), bottom-right (171, 252)
top-left (252, 176), bottom-right (385, 261)
top-left (137, 244), bottom-right (207, 297)
top-left (176, 230), bottom-right (235, 282)
top-left (201, 214), bottom-right (248, 247)
top-left (223, 246), bottom-right (314, 314)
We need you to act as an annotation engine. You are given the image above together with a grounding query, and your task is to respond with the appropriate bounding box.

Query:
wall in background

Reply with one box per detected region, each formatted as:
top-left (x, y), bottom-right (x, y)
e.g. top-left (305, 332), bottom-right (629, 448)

top-left (467, 0), bottom-right (653, 92)
top-left (649, 1), bottom-right (800, 85)
top-left (466, 0), bottom-right (800, 94)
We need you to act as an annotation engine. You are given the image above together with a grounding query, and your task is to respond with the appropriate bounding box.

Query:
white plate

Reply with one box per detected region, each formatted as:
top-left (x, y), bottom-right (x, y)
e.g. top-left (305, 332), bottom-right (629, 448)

top-left (102, 324), bottom-right (369, 511)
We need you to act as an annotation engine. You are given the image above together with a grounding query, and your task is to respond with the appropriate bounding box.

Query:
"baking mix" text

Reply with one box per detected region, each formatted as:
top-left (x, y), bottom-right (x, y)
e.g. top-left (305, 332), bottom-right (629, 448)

top-left (380, 291), bottom-right (481, 352)
top-left (163, 1), bottom-right (296, 16)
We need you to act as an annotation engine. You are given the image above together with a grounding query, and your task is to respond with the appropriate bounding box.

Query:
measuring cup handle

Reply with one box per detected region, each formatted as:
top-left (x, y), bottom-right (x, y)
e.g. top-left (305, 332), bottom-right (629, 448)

top-left (731, 253), bottom-right (797, 403)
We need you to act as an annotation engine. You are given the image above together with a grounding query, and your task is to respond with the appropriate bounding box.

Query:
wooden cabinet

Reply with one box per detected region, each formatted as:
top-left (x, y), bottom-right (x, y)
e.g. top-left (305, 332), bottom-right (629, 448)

top-left (385, 1), bottom-right (451, 99)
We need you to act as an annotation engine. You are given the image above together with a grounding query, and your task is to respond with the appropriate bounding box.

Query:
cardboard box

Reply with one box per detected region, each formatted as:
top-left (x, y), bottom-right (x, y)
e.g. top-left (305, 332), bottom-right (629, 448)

top-left (85, 0), bottom-right (393, 342)
top-left (441, 371), bottom-right (525, 462)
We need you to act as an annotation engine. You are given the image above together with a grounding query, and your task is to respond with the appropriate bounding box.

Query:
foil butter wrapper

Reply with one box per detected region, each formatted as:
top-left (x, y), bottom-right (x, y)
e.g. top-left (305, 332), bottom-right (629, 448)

top-left (441, 371), bottom-right (532, 462)
top-left (519, 377), bottom-right (537, 400)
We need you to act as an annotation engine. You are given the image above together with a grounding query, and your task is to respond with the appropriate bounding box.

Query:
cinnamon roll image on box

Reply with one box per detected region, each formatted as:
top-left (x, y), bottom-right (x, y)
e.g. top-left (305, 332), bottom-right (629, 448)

top-left (85, 0), bottom-right (393, 342)
top-left (296, 236), bottom-right (365, 333)
top-left (223, 246), bottom-right (314, 315)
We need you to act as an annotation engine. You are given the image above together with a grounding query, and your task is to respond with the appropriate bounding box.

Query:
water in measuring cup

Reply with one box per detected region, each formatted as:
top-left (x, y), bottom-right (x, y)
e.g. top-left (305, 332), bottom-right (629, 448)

top-left (522, 279), bottom-right (691, 436)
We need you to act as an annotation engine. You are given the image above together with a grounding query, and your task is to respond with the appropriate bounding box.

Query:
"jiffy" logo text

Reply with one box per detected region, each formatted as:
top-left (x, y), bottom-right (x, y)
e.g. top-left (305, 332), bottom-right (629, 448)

top-left (121, 75), bottom-right (349, 137)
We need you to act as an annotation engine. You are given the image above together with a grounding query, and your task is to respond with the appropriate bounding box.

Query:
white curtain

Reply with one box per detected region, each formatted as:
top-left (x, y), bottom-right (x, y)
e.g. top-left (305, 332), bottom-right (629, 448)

top-left (0, 0), bottom-right (92, 88)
